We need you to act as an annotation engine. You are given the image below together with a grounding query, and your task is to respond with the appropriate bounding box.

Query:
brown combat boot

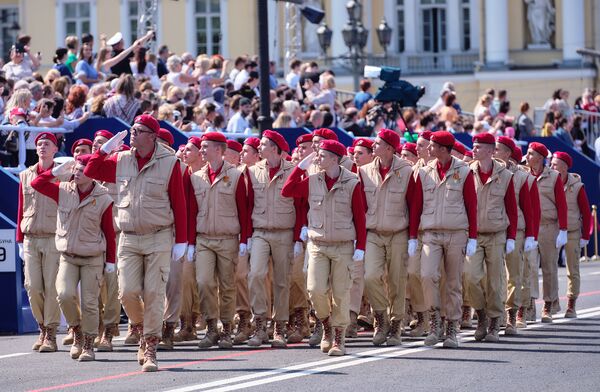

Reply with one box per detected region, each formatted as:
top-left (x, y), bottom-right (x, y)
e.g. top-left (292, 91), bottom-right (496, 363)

top-left (62, 326), bottom-right (74, 346)
top-left (424, 309), bottom-right (442, 346)
top-left (410, 312), bottom-right (426, 337)
top-left (271, 321), bottom-right (287, 348)
top-left (442, 320), bottom-right (459, 348)
top-left (198, 319), bottom-right (219, 348)
top-left (142, 336), bottom-right (159, 372)
top-left (97, 324), bottom-right (117, 352)
top-left (551, 299), bottom-right (561, 315)
top-left (346, 311), bottom-right (359, 338)
top-left (474, 309), bottom-right (488, 341)
top-left (387, 319), bottom-right (402, 346)
top-left (564, 298), bottom-right (577, 318)
top-left (287, 308), bottom-right (308, 343)
top-left (484, 317), bottom-right (500, 342)
top-left (39, 325), bottom-right (57, 352)
top-left (308, 317), bottom-right (323, 347)
top-left (541, 301), bottom-right (553, 323)
top-left (158, 322), bottom-right (176, 350)
top-left (133, 325), bottom-right (145, 365)
top-left (327, 327), bottom-right (346, 356)
top-left (372, 311), bottom-right (389, 346)
top-left (69, 325), bottom-right (84, 359)
top-left (218, 322), bottom-right (233, 349)
top-left (32, 324), bottom-right (46, 351)
top-left (248, 315), bottom-right (269, 347)
top-left (460, 306), bottom-right (473, 329)
top-left (233, 311), bottom-right (252, 345)
top-left (124, 323), bottom-right (141, 345)
top-left (94, 321), bottom-right (104, 348)
top-left (320, 317), bottom-right (333, 353)
top-left (172, 316), bottom-right (188, 342)
top-left (78, 334), bottom-right (96, 362)
top-left (505, 309), bottom-right (518, 335)
top-left (516, 307), bottom-right (527, 328)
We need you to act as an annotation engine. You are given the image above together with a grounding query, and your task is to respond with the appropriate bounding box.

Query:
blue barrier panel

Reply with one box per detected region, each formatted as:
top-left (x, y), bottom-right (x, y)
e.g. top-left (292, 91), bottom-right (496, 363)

top-left (63, 117), bottom-right (131, 154)
top-left (454, 133), bottom-right (473, 150)
top-left (0, 166), bottom-right (19, 223)
top-left (158, 121), bottom-right (193, 149)
top-left (273, 127), bottom-right (311, 152)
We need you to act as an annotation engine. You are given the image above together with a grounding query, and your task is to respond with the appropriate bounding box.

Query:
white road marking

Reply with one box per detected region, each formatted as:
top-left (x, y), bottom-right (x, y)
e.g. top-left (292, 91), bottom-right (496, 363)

top-left (0, 352), bottom-right (31, 360)
top-left (164, 306), bottom-right (600, 392)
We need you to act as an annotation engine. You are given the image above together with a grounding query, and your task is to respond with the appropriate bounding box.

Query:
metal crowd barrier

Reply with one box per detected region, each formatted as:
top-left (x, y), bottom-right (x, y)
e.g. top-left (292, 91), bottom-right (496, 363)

top-left (573, 109), bottom-right (600, 145)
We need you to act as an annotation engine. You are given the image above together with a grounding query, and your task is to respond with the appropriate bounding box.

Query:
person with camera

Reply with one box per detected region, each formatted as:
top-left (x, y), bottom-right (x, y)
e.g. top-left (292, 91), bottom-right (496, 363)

top-left (2, 43), bottom-right (35, 81)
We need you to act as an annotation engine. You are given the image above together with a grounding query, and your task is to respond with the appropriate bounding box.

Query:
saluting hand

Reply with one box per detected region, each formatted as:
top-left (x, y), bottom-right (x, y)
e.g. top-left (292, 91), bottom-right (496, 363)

top-left (101, 130), bottom-right (128, 154)
top-left (51, 159), bottom-right (75, 177)
top-left (297, 152), bottom-right (316, 171)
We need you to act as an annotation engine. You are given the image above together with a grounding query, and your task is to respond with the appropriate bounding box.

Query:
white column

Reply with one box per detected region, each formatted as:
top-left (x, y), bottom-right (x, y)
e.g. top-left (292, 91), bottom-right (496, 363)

top-left (403, 0), bottom-right (417, 52)
top-left (185, 0), bottom-right (195, 54)
top-left (484, 0), bottom-right (508, 65)
top-left (446, 0), bottom-right (461, 51)
top-left (330, 0), bottom-right (347, 57)
top-left (469, 0), bottom-right (480, 51)
top-left (562, 0), bottom-right (585, 62)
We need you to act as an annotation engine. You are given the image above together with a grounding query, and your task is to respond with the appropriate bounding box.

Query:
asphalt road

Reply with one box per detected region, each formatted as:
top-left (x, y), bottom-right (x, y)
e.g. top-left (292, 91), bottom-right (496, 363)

top-left (2, 261), bottom-right (600, 392)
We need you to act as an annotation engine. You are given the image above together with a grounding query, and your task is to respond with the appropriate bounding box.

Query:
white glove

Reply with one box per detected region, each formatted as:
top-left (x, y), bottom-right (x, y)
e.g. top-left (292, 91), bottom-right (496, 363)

top-left (298, 151), bottom-right (316, 171)
top-left (18, 243), bottom-right (24, 260)
top-left (239, 243), bottom-right (247, 257)
top-left (352, 249), bottom-right (365, 262)
top-left (294, 241), bottom-right (303, 258)
top-left (51, 159), bottom-right (75, 177)
top-left (104, 263), bottom-right (115, 273)
top-left (247, 238), bottom-right (252, 253)
top-left (505, 239), bottom-right (515, 255)
top-left (524, 237), bottom-right (536, 252)
top-left (100, 130), bottom-right (128, 154)
top-left (302, 253), bottom-right (309, 274)
top-left (186, 245), bottom-right (195, 263)
top-left (556, 230), bottom-right (568, 249)
top-left (580, 238), bottom-right (589, 248)
top-left (408, 239), bottom-right (418, 257)
top-left (466, 238), bottom-right (477, 257)
top-left (300, 226), bottom-right (308, 242)
top-left (171, 243), bottom-right (187, 262)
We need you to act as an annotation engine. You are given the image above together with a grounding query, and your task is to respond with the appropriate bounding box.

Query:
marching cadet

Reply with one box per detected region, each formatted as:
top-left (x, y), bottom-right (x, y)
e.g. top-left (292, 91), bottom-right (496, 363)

top-left (84, 114), bottom-right (188, 372)
top-left (31, 154), bottom-right (115, 361)
top-left (17, 132), bottom-right (62, 352)
top-left (359, 129), bottom-right (423, 346)
top-left (524, 142), bottom-right (568, 323)
top-left (186, 132), bottom-right (249, 349)
top-left (246, 130), bottom-right (300, 348)
top-left (352, 138), bottom-right (374, 168)
top-left (310, 128), bottom-right (354, 171)
top-left (550, 151), bottom-right (591, 318)
top-left (493, 136), bottom-right (536, 334)
top-left (419, 131), bottom-right (477, 348)
top-left (241, 137), bottom-right (261, 167)
top-left (71, 138), bottom-right (92, 158)
top-left (225, 139), bottom-right (243, 165)
top-left (465, 133), bottom-right (518, 342)
top-left (400, 143), bottom-right (418, 164)
top-left (91, 130), bottom-right (114, 154)
top-left (282, 139), bottom-right (367, 356)
top-left (296, 133), bottom-right (314, 160)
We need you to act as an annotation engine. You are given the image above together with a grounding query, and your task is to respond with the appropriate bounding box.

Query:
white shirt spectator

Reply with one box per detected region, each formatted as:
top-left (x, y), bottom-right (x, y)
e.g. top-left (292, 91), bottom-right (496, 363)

top-left (227, 111), bottom-right (249, 133)
top-left (233, 69), bottom-right (249, 90)
top-left (285, 71), bottom-right (300, 89)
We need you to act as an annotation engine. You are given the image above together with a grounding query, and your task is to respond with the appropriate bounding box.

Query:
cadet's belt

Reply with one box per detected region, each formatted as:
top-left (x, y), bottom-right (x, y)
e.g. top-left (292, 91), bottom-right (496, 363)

top-left (122, 226), bottom-right (171, 235)
top-left (24, 233), bottom-right (53, 239)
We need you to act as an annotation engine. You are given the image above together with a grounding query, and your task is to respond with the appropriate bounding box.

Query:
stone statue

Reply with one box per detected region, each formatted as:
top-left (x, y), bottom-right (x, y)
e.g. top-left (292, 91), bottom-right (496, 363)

top-left (524, 0), bottom-right (556, 46)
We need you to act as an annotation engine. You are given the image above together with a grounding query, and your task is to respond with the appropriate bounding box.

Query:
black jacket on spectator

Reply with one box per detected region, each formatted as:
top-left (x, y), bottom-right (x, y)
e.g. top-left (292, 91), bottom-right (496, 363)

top-left (110, 50), bottom-right (133, 75)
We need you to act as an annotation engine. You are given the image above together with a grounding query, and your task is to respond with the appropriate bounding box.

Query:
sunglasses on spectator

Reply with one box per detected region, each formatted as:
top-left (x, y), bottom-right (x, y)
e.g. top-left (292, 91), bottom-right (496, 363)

top-left (131, 126), bottom-right (154, 135)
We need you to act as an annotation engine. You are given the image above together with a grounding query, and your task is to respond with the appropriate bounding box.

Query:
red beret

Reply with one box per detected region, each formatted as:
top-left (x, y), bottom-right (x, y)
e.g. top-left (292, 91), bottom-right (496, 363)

top-left (263, 130), bottom-right (287, 152)
top-left (34, 132), bottom-right (58, 146)
top-left (511, 145), bottom-right (523, 162)
top-left (378, 129), bottom-right (400, 150)
top-left (453, 141), bottom-right (467, 155)
top-left (202, 131), bottom-right (227, 143)
top-left (464, 150), bottom-right (473, 158)
top-left (431, 131), bottom-right (455, 148)
top-left (94, 130), bottom-right (114, 140)
top-left (75, 154), bottom-right (92, 166)
top-left (226, 139), bottom-right (243, 153)
top-left (528, 142), bottom-right (549, 158)
top-left (419, 130), bottom-right (432, 141)
top-left (10, 107), bottom-right (27, 119)
top-left (244, 137), bottom-right (261, 151)
top-left (472, 133), bottom-right (495, 145)
top-left (347, 146), bottom-right (355, 155)
top-left (353, 138), bottom-right (374, 150)
top-left (71, 138), bottom-right (93, 155)
top-left (313, 128), bottom-right (338, 141)
top-left (553, 151), bottom-right (572, 168)
top-left (134, 114), bottom-right (160, 133)
top-left (402, 142), bottom-right (418, 156)
top-left (496, 135), bottom-right (516, 151)
top-left (188, 136), bottom-right (203, 149)
top-left (319, 140), bottom-right (346, 157)
top-left (157, 128), bottom-right (174, 146)
top-left (296, 133), bottom-right (313, 146)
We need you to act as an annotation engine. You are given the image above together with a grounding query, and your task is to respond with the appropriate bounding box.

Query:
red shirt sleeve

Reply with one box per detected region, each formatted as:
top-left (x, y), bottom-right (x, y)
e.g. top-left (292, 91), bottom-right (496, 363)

top-left (406, 175), bottom-right (423, 239)
top-left (293, 197), bottom-right (303, 242)
top-left (101, 203), bottom-right (116, 263)
top-left (504, 178), bottom-right (518, 240)
top-left (186, 173), bottom-right (198, 245)
top-left (577, 187), bottom-right (592, 240)
top-left (554, 177), bottom-right (568, 230)
top-left (84, 151), bottom-right (118, 183)
top-left (463, 171), bottom-right (478, 239)
top-left (351, 183), bottom-right (367, 251)
top-left (16, 181), bottom-right (24, 242)
top-left (246, 169), bottom-right (254, 241)
top-left (281, 167), bottom-right (309, 198)
top-left (529, 181), bottom-right (541, 239)
top-left (236, 176), bottom-right (248, 244)
top-left (519, 181), bottom-right (534, 238)
top-left (168, 163), bottom-right (187, 244)
top-left (30, 170), bottom-right (60, 203)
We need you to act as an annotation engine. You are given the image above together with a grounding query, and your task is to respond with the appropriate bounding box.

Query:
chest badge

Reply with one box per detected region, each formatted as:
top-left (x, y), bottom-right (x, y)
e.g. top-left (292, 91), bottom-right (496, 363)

top-left (222, 175), bottom-right (230, 186)
top-left (452, 170), bottom-right (460, 182)
top-left (92, 198), bottom-right (96, 206)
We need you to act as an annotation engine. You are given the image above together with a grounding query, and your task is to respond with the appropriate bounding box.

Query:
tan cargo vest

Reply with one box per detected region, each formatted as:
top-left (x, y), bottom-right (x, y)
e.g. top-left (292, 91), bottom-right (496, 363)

top-left (249, 159), bottom-right (296, 230)
top-left (505, 161), bottom-right (528, 231)
top-left (470, 159), bottom-right (512, 234)
top-left (102, 181), bottom-right (119, 233)
top-left (564, 173), bottom-right (584, 232)
top-left (55, 181), bottom-right (112, 257)
top-left (190, 160), bottom-right (243, 238)
top-left (307, 154), bottom-right (354, 175)
top-left (19, 163), bottom-right (58, 236)
top-left (360, 155), bottom-right (412, 233)
top-left (114, 142), bottom-right (177, 234)
top-left (527, 166), bottom-right (560, 225)
top-left (419, 156), bottom-right (470, 231)
top-left (307, 166), bottom-right (359, 243)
